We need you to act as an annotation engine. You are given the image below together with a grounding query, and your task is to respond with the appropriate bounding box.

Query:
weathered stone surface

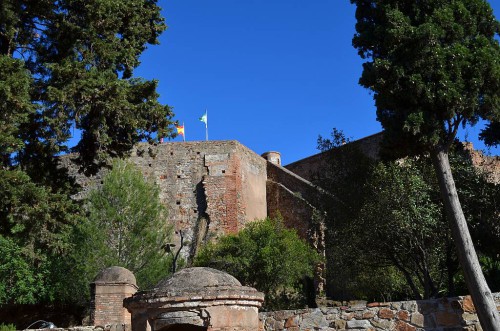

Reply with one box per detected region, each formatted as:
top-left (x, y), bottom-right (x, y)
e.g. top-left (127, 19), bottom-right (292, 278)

top-left (394, 321), bottom-right (416, 331)
top-left (362, 311), bottom-right (375, 319)
top-left (410, 313), bottom-right (425, 328)
top-left (346, 319), bottom-right (372, 329)
top-left (348, 300), bottom-right (368, 309)
top-left (462, 295), bottom-right (476, 313)
top-left (417, 301), bottom-right (438, 315)
top-left (301, 310), bottom-right (328, 329)
top-left (341, 312), bottom-right (354, 320)
top-left (401, 301), bottom-right (417, 312)
top-left (370, 318), bottom-right (393, 329)
top-left (396, 310), bottom-right (410, 321)
top-left (378, 308), bottom-right (395, 319)
top-left (332, 319), bottom-right (346, 329)
top-left (434, 311), bottom-right (460, 326)
top-left (285, 316), bottom-right (299, 328)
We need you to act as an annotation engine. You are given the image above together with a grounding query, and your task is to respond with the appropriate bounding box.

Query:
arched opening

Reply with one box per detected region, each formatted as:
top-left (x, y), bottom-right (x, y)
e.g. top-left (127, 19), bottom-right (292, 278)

top-left (158, 324), bottom-right (207, 331)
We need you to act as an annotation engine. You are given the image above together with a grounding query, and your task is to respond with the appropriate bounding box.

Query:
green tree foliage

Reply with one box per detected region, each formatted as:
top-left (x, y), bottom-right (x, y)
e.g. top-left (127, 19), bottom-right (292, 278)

top-left (318, 129), bottom-right (499, 301)
top-left (0, 169), bottom-right (83, 304)
top-left (1, 0), bottom-right (175, 171)
top-left (0, 0), bottom-right (174, 305)
top-left (350, 0), bottom-right (500, 328)
top-left (80, 159), bottom-right (172, 289)
top-left (354, 161), bottom-right (446, 300)
top-left (194, 218), bottom-right (322, 310)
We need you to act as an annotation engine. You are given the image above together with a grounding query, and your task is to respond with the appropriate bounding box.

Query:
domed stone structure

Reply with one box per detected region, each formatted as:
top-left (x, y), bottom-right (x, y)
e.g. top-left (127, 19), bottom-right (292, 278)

top-left (95, 266), bottom-right (137, 285)
top-left (90, 266), bottom-right (138, 326)
top-left (124, 267), bottom-right (264, 331)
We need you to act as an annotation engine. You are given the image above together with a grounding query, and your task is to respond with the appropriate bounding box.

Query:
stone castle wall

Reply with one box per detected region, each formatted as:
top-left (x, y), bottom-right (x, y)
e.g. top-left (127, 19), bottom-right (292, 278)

top-left (61, 140), bottom-right (268, 259)
top-left (259, 293), bottom-right (500, 331)
top-left (285, 133), bottom-right (500, 187)
top-left (463, 142), bottom-right (500, 184)
top-left (266, 161), bottom-right (330, 241)
top-left (284, 133), bottom-right (383, 184)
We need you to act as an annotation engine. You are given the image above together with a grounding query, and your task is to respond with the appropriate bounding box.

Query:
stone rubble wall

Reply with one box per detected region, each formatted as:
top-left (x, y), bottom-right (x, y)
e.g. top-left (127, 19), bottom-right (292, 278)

top-left (259, 293), bottom-right (500, 330)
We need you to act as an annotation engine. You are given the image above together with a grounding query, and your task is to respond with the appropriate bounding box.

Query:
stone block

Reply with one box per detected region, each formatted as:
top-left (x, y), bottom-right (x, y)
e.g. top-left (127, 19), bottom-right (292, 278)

top-left (378, 308), bottom-right (395, 319)
top-left (362, 311), bottom-right (375, 319)
top-left (434, 311), bottom-right (460, 326)
top-left (394, 321), bottom-right (416, 331)
top-left (341, 312), bottom-right (354, 320)
top-left (332, 320), bottom-right (346, 329)
top-left (462, 296), bottom-right (476, 313)
top-left (396, 310), bottom-right (410, 321)
top-left (348, 300), bottom-right (367, 309)
top-left (410, 313), bottom-right (424, 327)
top-left (284, 316), bottom-right (298, 328)
top-left (346, 319), bottom-right (372, 329)
top-left (370, 318), bottom-right (393, 329)
top-left (401, 301), bottom-right (417, 312)
top-left (301, 310), bottom-right (328, 329)
top-left (462, 313), bottom-right (479, 325)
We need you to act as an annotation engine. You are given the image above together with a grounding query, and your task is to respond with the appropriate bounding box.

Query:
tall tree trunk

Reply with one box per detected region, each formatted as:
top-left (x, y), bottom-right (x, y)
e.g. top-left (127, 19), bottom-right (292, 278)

top-left (431, 146), bottom-right (500, 331)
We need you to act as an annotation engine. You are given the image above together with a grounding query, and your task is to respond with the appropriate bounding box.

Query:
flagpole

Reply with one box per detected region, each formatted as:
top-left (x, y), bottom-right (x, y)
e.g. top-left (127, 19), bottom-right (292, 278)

top-left (205, 109), bottom-right (208, 141)
top-left (183, 122), bottom-right (186, 142)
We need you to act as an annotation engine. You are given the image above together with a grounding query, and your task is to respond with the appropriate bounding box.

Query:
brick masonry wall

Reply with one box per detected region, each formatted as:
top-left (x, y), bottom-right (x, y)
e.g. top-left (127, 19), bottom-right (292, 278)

top-left (61, 141), bottom-right (267, 260)
top-left (259, 293), bottom-right (500, 330)
top-left (91, 284), bottom-right (137, 326)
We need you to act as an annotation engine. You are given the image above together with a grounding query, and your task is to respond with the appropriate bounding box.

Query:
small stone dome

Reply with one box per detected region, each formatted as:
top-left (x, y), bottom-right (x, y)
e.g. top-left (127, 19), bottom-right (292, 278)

top-left (94, 266), bottom-right (137, 286)
top-left (124, 267), bottom-right (264, 331)
top-left (153, 267), bottom-right (241, 294)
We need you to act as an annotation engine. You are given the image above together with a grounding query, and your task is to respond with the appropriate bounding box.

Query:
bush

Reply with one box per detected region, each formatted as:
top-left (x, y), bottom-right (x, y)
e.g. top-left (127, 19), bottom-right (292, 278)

top-left (0, 324), bottom-right (16, 331)
top-left (194, 217), bottom-right (322, 310)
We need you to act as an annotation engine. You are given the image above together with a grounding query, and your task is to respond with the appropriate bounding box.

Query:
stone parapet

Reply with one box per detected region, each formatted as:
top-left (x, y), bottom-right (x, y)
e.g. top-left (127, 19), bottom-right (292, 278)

top-left (259, 293), bottom-right (500, 330)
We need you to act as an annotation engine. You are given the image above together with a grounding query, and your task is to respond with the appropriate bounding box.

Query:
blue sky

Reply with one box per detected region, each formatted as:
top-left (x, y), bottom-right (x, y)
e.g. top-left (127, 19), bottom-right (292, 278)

top-left (135, 0), bottom-right (500, 165)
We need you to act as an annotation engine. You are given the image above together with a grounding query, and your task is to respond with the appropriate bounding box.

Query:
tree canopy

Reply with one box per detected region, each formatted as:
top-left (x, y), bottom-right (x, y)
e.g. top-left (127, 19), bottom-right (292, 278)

top-left (0, 0), bottom-right (175, 307)
top-left (194, 218), bottom-right (322, 310)
top-left (317, 129), bottom-right (500, 302)
top-left (351, 0), bottom-right (500, 152)
top-left (80, 159), bottom-right (172, 290)
top-left (1, 0), bottom-right (175, 172)
top-left (350, 0), bottom-right (500, 328)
